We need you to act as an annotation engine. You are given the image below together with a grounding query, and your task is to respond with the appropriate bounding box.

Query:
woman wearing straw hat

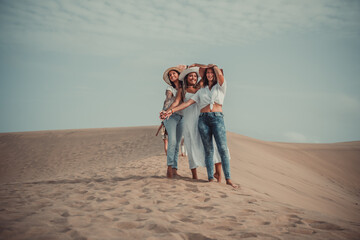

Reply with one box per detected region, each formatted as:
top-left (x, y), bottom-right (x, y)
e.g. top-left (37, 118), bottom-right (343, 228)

top-left (161, 64), bottom-right (238, 188)
top-left (165, 67), bottom-right (222, 180)
top-left (161, 65), bottom-right (186, 178)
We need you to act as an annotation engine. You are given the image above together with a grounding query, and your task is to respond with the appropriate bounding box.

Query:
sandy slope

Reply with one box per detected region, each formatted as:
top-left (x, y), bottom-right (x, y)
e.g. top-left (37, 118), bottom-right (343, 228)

top-left (0, 126), bottom-right (359, 240)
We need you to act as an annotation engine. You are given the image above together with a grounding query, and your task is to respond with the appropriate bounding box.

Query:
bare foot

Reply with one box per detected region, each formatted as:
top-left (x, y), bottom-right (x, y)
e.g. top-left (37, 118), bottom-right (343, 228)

top-left (191, 168), bottom-right (198, 180)
top-left (214, 172), bottom-right (221, 182)
top-left (226, 179), bottom-right (239, 189)
top-left (167, 166), bottom-right (173, 179)
top-left (172, 168), bottom-right (181, 178)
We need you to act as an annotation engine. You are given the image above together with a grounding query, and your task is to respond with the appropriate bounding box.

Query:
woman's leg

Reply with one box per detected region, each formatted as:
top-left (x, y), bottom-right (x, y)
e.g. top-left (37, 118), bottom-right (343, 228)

top-left (191, 168), bottom-right (198, 179)
top-left (163, 138), bottom-right (168, 155)
top-left (163, 114), bottom-right (182, 177)
top-left (180, 137), bottom-right (185, 157)
top-left (211, 113), bottom-right (238, 188)
top-left (198, 115), bottom-right (215, 181)
top-left (214, 163), bottom-right (222, 182)
top-left (172, 116), bottom-right (184, 176)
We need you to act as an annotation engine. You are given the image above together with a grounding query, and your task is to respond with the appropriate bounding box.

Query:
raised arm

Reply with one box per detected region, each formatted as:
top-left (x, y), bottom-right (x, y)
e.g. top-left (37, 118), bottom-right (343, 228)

top-left (189, 63), bottom-right (208, 68)
top-left (212, 65), bottom-right (225, 86)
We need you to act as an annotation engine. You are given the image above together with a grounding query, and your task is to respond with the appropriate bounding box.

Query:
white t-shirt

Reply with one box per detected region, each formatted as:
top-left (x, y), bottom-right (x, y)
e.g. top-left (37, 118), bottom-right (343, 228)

top-left (166, 85), bottom-right (177, 97)
top-left (191, 78), bottom-right (227, 110)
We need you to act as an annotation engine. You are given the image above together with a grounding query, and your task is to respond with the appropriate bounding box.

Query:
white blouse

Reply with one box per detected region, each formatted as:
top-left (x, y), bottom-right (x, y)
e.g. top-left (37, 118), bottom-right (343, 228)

top-left (191, 78), bottom-right (227, 110)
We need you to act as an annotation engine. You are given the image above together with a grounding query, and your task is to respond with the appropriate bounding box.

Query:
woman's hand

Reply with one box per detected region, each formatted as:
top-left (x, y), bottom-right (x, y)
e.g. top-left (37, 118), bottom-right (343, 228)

top-left (159, 110), bottom-right (167, 120)
top-left (160, 110), bottom-right (172, 120)
top-left (189, 63), bottom-right (208, 68)
top-left (164, 109), bottom-right (173, 120)
top-left (207, 64), bottom-right (217, 68)
top-left (176, 64), bottom-right (187, 71)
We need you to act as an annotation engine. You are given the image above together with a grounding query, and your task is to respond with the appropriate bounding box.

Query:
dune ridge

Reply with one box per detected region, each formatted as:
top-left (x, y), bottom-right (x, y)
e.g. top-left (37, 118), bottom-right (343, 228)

top-left (0, 126), bottom-right (359, 239)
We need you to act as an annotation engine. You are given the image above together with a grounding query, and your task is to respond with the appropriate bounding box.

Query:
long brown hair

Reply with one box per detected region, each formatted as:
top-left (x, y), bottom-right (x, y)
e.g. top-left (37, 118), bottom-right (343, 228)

top-left (168, 70), bottom-right (183, 89)
top-left (202, 68), bottom-right (218, 87)
top-left (182, 72), bottom-right (199, 100)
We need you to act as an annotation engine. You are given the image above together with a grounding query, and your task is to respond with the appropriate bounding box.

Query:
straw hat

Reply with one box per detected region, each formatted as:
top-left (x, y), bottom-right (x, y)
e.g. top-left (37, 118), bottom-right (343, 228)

top-left (179, 67), bottom-right (200, 82)
top-left (163, 65), bottom-right (187, 85)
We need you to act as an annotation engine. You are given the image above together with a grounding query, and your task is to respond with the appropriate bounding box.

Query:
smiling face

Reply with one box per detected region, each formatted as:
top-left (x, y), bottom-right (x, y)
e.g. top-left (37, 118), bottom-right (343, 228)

top-left (186, 72), bottom-right (198, 86)
top-left (206, 68), bottom-right (215, 82)
top-left (168, 70), bottom-right (179, 82)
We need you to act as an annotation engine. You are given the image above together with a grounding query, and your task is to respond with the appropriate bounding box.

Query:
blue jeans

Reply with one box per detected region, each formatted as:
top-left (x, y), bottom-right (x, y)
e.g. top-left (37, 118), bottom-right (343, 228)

top-left (198, 112), bottom-right (231, 180)
top-left (163, 113), bottom-right (184, 169)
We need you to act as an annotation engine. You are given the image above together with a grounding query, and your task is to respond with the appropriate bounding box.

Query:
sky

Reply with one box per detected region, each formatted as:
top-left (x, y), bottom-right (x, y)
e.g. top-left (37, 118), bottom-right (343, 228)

top-left (0, 0), bottom-right (359, 143)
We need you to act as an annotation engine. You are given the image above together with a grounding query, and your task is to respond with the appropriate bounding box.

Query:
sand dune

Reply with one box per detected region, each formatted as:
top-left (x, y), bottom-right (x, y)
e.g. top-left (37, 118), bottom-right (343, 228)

top-left (0, 126), bottom-right (359, 239)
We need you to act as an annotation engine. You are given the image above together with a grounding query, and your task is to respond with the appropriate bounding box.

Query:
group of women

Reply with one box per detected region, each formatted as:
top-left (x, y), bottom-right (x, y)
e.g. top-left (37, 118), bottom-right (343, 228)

top-left (160, 63), bottom-right (237, 188)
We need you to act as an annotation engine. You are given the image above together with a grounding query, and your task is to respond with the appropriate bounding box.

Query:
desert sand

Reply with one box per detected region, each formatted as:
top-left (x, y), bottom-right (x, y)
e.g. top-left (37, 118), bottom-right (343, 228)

top-left (0, 126), bottom-right (359, 239)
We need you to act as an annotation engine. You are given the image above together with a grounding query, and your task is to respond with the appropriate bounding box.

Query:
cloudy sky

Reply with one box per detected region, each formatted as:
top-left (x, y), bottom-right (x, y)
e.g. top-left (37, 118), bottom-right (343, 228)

top-left (0, 0), bottom-right (359, 143)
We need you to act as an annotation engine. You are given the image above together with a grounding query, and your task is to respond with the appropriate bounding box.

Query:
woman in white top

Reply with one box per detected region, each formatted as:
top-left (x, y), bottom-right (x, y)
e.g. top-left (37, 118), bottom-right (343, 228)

top-left (162, 64), bottom-right (237, 188)
top-left (166, 67), bottom-right (222, 180)
top-left (161, 65), bottom-right (186, 178)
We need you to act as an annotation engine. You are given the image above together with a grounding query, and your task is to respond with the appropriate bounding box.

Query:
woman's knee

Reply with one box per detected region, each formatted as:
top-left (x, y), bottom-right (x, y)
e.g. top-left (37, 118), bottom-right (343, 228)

top-left (217, 144), bottom-right (229, 156)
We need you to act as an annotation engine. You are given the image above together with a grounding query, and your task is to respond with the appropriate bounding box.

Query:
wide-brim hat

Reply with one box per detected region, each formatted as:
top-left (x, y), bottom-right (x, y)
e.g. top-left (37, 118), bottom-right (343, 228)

top-left (179, 67), bottom-right (200, 82)
top-left (199, 66), bottom-right (224, 79)
top-left (163, 65), bottom-right (187, 85)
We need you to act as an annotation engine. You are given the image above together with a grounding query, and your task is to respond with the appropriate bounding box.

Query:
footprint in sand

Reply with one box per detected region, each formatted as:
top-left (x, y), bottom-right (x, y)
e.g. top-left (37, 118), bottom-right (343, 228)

top-left (132, 205), bottom-right (152, 213)
top-left (288, 227), bottom-right (316, 235)
top-left (186, 233), bottom-right (216, 240)
top-left (75, 190), bottom-right (88, 194)
top-left (304, 219), bottom-right (344, 231)
top-left (180, 216), bottom-right (203, 224)
top-left (193, 205), bottom-right (214, 211)
top-left (240, 232), bottom-right (257, 238)
top-left (61, 211), bottom-right (70, 217)
top-left (287, 214), bottom-right (304, 225)
top-left (246, 199), bottom-right (257, 204)
top-left (96, 197), bottom-right (107, 202)
top-left (86, 196), bottom-right (96, 200)
top-left (145, 223), bottom-right (178, 234)
top-left (139, 194), bottom-right (151, 199)
top-left (230, 232), bottom-right (281, 240)
top-left (117, 221), bottom-right (138, 229)
top-left (185, 185), bottom-right (200, 193)
top-left (243, 209), bottom-right (256, 213)
top-left (69, 230), bottom-right (87, 240)
top-left (50, 217), bottom-right (68, 224)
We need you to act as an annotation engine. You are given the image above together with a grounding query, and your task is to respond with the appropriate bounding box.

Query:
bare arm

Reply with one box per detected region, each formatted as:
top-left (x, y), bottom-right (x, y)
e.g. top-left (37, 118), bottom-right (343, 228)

top-left (167, 88), bottom-right (183, 110)
top-left (169, 99), bottom-right (196, 115)
top-left (213, 65), bottom-right (225, 86)
top-left (189, 63), bottom-right (208, 68)
top-left (162, 90), bottom-right (174, 111)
